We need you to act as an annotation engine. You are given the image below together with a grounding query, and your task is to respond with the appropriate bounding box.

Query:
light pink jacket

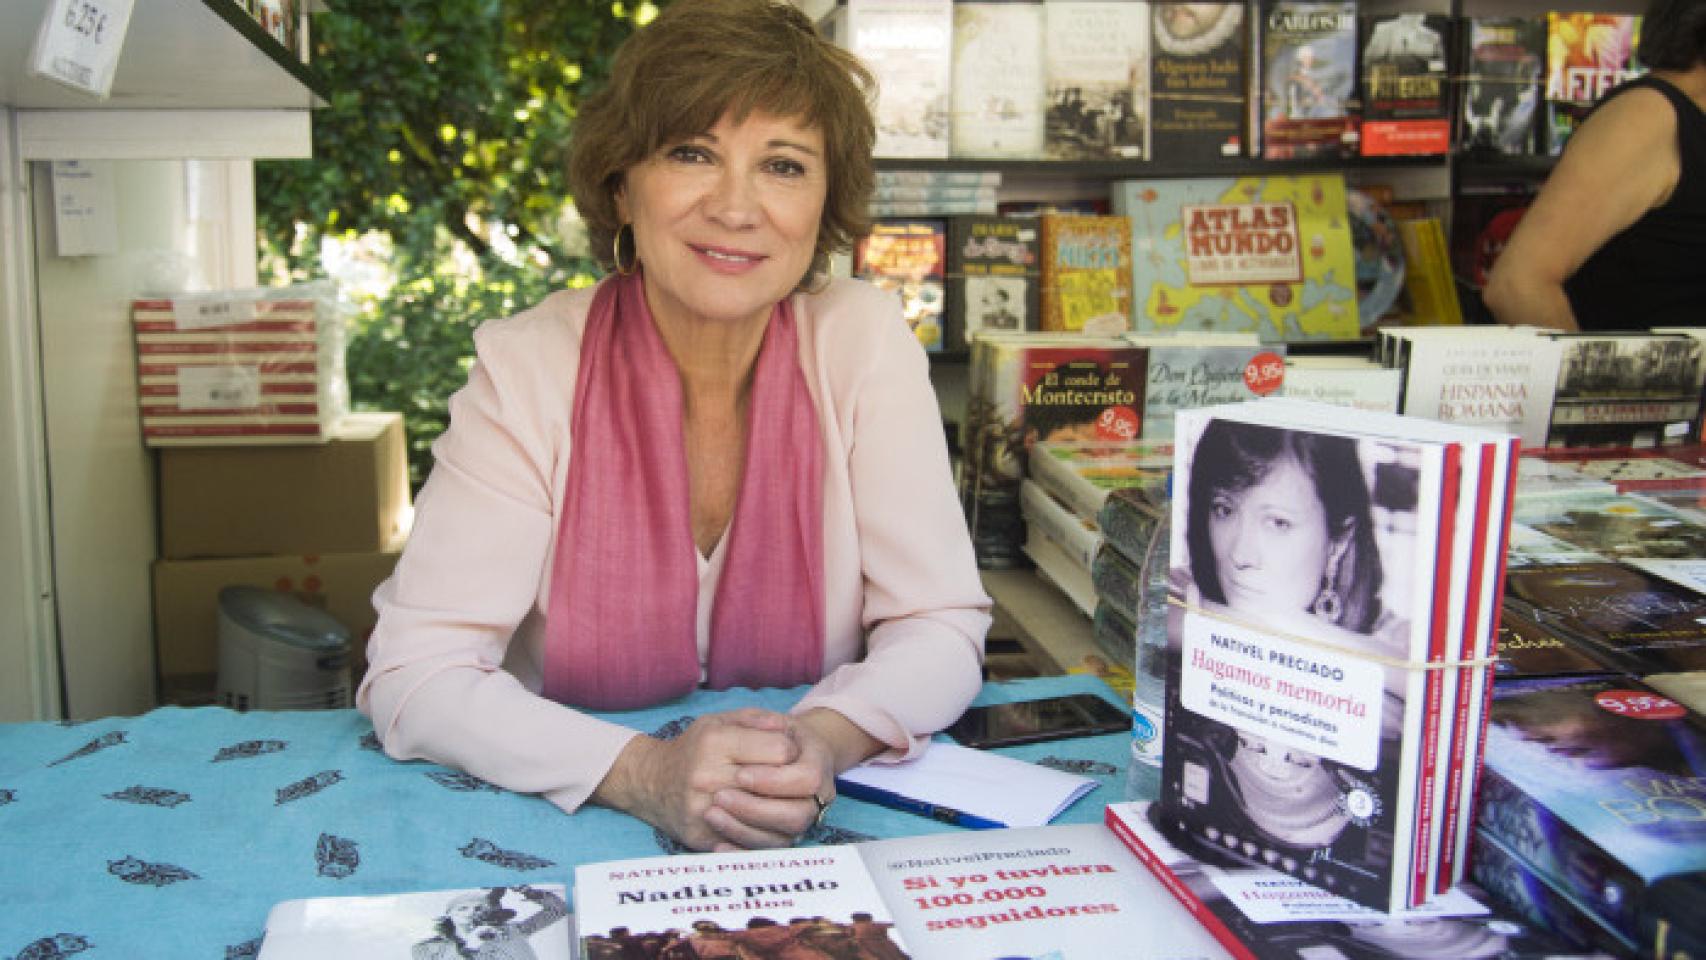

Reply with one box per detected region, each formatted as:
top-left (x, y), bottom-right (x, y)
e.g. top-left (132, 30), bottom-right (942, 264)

top-left (357, 278), bottom-right (990, 813)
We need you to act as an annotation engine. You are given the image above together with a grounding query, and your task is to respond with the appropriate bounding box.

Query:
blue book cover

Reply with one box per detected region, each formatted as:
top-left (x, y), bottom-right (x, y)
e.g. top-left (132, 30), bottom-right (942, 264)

top-left (1480, 676), bottom-right (1706, 952)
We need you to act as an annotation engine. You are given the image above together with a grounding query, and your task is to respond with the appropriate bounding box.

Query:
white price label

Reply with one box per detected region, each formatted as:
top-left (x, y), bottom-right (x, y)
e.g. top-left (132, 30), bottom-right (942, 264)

top-left (171, 297), bottom-right (259, 330)
top-left (29, 0), bottom-right (136, 99)
top-left (178, 366), bottom-right (261, 412)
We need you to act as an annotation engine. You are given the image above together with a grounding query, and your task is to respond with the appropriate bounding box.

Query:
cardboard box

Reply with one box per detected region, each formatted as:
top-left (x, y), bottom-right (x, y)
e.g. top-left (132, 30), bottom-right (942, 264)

top-left (159, 411), bottom-right (411, 559)
top-left (153, 543), bottom-right (402, 706)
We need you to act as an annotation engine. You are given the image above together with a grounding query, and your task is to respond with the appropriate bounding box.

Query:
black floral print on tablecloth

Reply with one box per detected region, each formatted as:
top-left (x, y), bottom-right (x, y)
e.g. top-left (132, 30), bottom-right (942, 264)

top-left (315, 833), bottom-right (360, 878)
top-left (211, 740), bottom-right (287, 763)
top-left (358, 731), bottom-right (382, 752)
top-left (0, 789), bottom-right (15, 805)
top-left (46, 731), bottom-right (126, 767)
top-left (106, 855), bottom-right (198, 887)
top-left (7, 932), bottom-right (91, 959)
top-left (426, 770), bottom-right (504, 793)
top-left (224, 936), bottom-right (262, 959)
top-left (1036, 756), bottom-right (1118, 777)
top-left (459, 838), bottom-right (553, 871)
top-left (274, 770), bottom-right (343, 805)
top-left (649, 716), bottom-right (695, 741)
top-left (103, 786), bottom-right (191, 808)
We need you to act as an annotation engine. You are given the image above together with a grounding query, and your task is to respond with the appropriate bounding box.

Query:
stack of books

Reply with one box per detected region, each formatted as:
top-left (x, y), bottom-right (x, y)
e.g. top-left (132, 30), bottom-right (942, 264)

top-left (1154, 398), bottom-right (1518, 913)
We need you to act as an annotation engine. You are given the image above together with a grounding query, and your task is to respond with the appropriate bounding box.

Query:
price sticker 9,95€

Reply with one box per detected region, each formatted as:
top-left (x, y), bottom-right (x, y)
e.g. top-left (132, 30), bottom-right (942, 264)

top-left (29, 0), bottom-right (137, 99)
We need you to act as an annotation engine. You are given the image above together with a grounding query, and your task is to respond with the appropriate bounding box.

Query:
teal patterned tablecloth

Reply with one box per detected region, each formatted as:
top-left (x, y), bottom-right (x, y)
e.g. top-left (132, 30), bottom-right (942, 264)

top-left (0, 674), bottom-right (1128, 960)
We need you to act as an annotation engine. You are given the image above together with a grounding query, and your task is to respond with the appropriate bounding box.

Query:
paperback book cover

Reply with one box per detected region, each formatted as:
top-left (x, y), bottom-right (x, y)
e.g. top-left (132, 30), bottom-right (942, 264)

top-left (1471, 827), bottom-right (1645, 957)
top-left (256, 885), bottom-right (571, 959)
top-left (1480, 676), bottom-right (1706, 956)
top-left (1459, 18), bottom-right (1546, 156)
top-left (1546, 334), bottom-right (1706, 449)
top-left (1028, 438), bottom-right (1174, 524)
top-left (1494, 606), bottom-right (1617, 681)
top-left (855, 220), bottom-right (949, 353)
top-left (1039, 213), bottom-right (1135, 333)
top-left (950, 1), bottom-right (1047, 159)
top-left (1161, 405), bottom-right (1458, 912)
top-left (1043, 0), bottom-right (1151, 160)
top-left (961, 336), bottom-right (1148, 567)
top-left (1502, 522), bottom-right (1606, 570)
top-left (1113, 175), bottom-right (1360, 340)
top-left (947, 216), bottom-right (1041, 350)
top-left (1393, 331), bottom-right (1564, 448)
top-left (1259, 1), bottom-right (1358, 160)
top-left (1512, 488), bottom-right (1706, 562)
top-left (1021, 477), bottom-right (1104, 572)
top-left (848, 0), bottom-right (954, 158)
top-left (1543, 13), bottom-right (1642, 155)
top-left (1106, 802), bottom-right (1598, 960)
top-left (1357, 13), bottom-right (1453, 156)
top-left (1280, 356), bottom-right (1401, 413)
top-left (574, 846), bottom-right (908, 960)
top-left (1503, 562), bottom-right (1706, 674)
top-left (1135, 339), bottom-right (1286, 439)
top-left (1149, 1), bottom-right (1248, 162)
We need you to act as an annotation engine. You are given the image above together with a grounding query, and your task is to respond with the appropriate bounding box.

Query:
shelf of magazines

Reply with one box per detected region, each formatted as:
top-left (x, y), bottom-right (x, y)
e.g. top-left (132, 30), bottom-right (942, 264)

top-left (873, 155), bottom-right (1448, 178)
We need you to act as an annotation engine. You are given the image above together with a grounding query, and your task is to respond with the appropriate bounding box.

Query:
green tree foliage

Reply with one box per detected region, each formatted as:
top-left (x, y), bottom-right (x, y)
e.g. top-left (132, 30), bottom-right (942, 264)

top-left (256, 0), bottom-right (657, 485)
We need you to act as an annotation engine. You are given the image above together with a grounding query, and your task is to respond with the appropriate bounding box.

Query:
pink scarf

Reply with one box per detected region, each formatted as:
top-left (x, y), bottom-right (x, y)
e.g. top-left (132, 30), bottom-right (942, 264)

top-left (543, 272), bottom-right (825, 710)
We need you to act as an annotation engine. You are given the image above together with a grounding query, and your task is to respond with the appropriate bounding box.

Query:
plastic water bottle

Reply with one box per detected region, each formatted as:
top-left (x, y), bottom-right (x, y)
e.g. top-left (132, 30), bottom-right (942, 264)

top-left (1125, 486), bottom-right (1171, 802)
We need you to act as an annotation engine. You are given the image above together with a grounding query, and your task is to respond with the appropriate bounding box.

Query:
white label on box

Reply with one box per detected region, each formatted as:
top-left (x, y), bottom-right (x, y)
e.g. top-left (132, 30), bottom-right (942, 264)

top-left (29, 0), bottom-right (136, 99)
top-left (1211, 873), bottom-right (1487, 924)
top-left (1179, 609), bottom-right (1385, 771)
top-left (172, 297), bottom-right (258, 330)
top-left (178, 365), bottom-right (261, 411)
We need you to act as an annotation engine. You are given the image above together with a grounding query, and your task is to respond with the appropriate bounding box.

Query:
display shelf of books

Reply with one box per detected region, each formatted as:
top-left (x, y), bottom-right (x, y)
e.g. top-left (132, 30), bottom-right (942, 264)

top-left (0, 0), bottom-right (325, 110)
top-left (874, 156), bottom-right (1449, 178)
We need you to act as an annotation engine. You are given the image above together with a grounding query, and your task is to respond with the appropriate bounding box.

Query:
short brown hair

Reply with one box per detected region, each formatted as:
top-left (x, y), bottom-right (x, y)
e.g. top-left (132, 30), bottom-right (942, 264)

top-left (567, 0), bottom-right (876, 286)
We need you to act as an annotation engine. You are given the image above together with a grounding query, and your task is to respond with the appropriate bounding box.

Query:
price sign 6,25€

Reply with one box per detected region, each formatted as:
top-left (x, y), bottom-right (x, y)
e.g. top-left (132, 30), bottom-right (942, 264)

top-left (29, 0), bottom-right (137, 99)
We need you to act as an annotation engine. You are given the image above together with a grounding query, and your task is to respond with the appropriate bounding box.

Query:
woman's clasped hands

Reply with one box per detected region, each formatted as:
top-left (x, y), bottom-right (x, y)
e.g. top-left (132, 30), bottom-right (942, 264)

top-left (598, 707), bottom-right (839, 852)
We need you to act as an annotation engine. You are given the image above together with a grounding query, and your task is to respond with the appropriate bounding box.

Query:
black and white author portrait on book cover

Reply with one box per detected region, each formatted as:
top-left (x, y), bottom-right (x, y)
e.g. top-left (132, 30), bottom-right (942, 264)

top-left (1163, 415), bottom-right (1420, 900)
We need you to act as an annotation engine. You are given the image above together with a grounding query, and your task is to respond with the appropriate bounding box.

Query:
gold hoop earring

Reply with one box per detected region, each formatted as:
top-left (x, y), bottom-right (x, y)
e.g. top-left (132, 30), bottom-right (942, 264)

top-left (612, 223), bottom-right (637, 276)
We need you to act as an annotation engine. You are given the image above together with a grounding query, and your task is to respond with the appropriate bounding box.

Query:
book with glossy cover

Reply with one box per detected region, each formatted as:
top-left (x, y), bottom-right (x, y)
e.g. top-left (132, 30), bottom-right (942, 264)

top-left (256, 884), bottom-right (571, 959)
top-left (1480, 676), bottom-right (1706, 956)
top-left (1510, 490), bottom-right (1706, 562)
top-left (947, 216), bottom-right (1042, 350)
top-left (1043, 0), bottom-right (1151, 161)
top-left (1135, 339), bottom-right (1287, 440)
top-left (1493, 606), bottom-right (1617, 681)
top-left (1503, 562), bottom-right (1706, 674)
top-left (1149, 2), bottom-right (1248, 162)
top-left (848, 0), bottom-right (953, 158)
top-left (855, 220), bottom-right (949, 353)
top-left (1162, 405), bottom-right (1458, 911)
top-left (950, 1), bottom-right (1046, 159)
top-left (1357, 13), bottom-right (1453, 156)
top-left (1459, 18), bottom-right (1546, 156)
top-left (1106, 801), bottom-right (1598, 960)
top-left (1114, 175), bottom-right (1359, 340)
top-left (1394, 331), bottom-right (1564, 448)
top-left (574, 846), bottom-right (908, 960)
top-left (1546, 334), bottom-right (1706, 449)
top-left (1543, 13), bottom-right (1642, 155)
top-left (961, 336), bottom-right (1148, 567)
top-left (1039, 214), bottom-right (1135, 333)
top-left (1259, 1), bottom-right (1358, 160)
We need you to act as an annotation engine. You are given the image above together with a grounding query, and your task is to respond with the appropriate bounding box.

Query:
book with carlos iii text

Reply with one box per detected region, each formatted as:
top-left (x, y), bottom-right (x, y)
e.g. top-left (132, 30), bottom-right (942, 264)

top-left (1258, 1), bottom-right (1358, 160)
top-left (1159, 399), bottom-right (1517, 912)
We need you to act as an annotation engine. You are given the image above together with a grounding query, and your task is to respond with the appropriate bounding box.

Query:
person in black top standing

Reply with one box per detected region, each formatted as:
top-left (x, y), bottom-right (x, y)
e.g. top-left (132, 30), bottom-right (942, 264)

top-left (1485, 0), bottom-right (1706, 331)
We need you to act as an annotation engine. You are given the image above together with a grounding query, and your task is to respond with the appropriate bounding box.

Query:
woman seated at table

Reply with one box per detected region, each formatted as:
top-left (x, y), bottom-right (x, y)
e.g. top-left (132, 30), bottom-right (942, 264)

top-left (357, 0), bottom-right (989, 852)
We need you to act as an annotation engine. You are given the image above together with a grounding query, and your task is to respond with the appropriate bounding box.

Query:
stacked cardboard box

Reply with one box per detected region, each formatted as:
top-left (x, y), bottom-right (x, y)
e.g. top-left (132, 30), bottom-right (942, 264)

top-left (152, 412), bottom-right (411, 705)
